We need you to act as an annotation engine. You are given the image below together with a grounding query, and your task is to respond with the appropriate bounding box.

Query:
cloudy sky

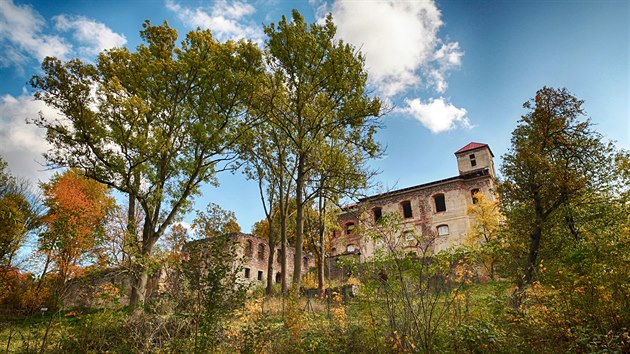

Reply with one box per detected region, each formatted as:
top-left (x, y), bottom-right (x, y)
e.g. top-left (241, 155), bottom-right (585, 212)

top-left (0, 0), bottom-right (628, 231)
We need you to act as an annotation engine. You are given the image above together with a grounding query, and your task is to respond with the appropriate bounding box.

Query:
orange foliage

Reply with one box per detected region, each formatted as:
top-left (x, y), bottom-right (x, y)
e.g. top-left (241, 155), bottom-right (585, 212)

top-left (40, 169), bottom-right (115, 282)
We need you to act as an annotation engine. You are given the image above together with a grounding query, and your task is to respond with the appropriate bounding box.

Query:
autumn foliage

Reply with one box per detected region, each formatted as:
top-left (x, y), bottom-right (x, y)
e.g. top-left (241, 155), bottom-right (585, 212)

top-left (39, 169), bottom-right (115, 283)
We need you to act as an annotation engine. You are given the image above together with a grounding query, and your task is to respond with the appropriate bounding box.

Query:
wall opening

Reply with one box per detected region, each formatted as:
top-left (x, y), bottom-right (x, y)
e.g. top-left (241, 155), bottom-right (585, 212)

top-left (373, 207), bottom-right (382, 222)
top-left (471, 189), bottom-right (480, 204)
top-left (434, 194), bottom-right (446, 212)
top-left (401, 201), bottom-right (413, 218)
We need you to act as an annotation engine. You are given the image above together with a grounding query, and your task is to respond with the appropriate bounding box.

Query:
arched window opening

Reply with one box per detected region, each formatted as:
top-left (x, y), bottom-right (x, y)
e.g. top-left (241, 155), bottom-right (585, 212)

top-left (434, 194), bottom-right (446, 212)
top-left (257, 243), bottom-right (265, 260)
top-left (346, 222), bottom-right (355, 235)
top-left (245, 240), bottom-right (253, 257)
top-left (404, 230), bottom-right (415, 246)
top-left (437, 224), bottom-right (449, 236)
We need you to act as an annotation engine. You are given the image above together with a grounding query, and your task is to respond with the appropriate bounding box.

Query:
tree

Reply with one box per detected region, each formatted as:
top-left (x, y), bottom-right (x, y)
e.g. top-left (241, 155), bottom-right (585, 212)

top-left (0, 156), bottom-right (42, 268)
top-left (262, 10), bottom-right (383, 292)
top-left (466, 192), bottom-right (503, 280)
top-left (500, 87), bottom-right (618, 288)
top-left (39, 169), bottom-right (115, 285)
top-left (193, 202), bottom-right (241, 239)
top-left (30, 21), bottom-right (263, 305)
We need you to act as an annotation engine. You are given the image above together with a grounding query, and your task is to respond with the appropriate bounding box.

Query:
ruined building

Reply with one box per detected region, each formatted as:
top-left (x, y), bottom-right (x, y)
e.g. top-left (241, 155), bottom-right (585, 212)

top-left (330, 142), bottom-right (497, 261)
top-left (184, 232), bottom-right (313, 285)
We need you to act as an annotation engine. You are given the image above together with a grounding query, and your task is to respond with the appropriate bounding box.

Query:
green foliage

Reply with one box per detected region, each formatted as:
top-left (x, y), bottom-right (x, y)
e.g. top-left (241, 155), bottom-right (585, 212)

top-left (30, 20), bottom-right (264, 305)
top-left (500, 86), bottom-right (620, 285)
top-left (260, 9), bottom-right (384, 289)
top-left (0, 156), bottom-right (42, 269)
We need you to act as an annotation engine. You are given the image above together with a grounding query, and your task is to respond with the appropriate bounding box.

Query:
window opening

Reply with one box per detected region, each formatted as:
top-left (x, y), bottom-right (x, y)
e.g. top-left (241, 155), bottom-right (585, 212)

top-left (346, 244), bottom-right (356, 253)
top-left (244, 268), bottom-right (250, 278)
top-left (471, 189), bottom-right (480, 204)
top-left (346, 222), bottom-right (355, 235)
top-left (257, 271), bottom-right (263, 281)
top-left (373, 207), bottom-right (382, 222)
top-left (404, 231), bottom-right (415, 246)
top-left (257, 243), bottom-right (265, 260)
top-left (437, 225), bottom-right (449, 236)
top-left (434, 194), bottom-right (446, 212)
top-left (401, 201), bottom-right (413, 218)
top-left (245, 240), bottom-right (253, 257)
top-left (469, 153), bottom-right (477, 167)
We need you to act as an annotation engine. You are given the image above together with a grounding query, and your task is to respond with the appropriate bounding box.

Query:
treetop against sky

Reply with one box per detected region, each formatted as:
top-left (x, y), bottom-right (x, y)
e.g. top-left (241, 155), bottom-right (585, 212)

top-left (0, 0), bottom-right (627, 231)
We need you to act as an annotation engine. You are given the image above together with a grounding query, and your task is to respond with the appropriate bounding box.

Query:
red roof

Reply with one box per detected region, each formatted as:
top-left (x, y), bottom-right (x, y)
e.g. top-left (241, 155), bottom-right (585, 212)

top-left (454, 142), bottom-right (493, 156)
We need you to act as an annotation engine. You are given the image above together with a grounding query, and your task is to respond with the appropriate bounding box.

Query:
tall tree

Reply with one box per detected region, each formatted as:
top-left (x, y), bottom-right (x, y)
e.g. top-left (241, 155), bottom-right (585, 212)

top-left (262, 10), bottom-right (383, 292)
top-left (241, 107), bottom-right (297, 294)
top-left (30, 21), bottom-right (263, 305)
top-left (500, 87), bottom-right (617, 288)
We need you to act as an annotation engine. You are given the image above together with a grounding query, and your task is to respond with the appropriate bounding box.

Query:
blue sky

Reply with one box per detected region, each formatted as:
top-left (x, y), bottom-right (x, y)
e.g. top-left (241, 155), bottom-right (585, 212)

top-left (1, 0), bottom-right (628, 232)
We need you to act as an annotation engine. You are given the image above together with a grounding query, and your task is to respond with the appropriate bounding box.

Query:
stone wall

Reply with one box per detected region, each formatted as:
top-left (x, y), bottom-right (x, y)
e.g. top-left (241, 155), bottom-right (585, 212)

top-left (185, 233), bottom-right (313, 287)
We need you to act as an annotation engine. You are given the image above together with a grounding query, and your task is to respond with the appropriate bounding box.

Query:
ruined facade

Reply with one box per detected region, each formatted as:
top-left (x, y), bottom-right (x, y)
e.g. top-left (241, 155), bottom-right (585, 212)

top-left (330, 142), bottom-right (497, 261)
top-left (184, 232), bottom-right (313, 286)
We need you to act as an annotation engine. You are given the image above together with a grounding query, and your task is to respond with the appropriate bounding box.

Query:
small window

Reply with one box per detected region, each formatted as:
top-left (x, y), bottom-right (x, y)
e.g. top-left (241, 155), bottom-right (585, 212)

top-left (373, 207), bottom-right (382, 222)
top-left (257, 270), bottom-right (263, 281)
top-left (245, 240), bottom-right (253, 257)
top-left (470, 154), bottom-right (477, 167)
top-left (303, 257), bottom-right (309, 268)
top-left (404, 231), bottom-right (415, 246)
top-left (471, 189), bottom-right (480, 204)
top-left (437, 225), bottom-right (449, 236)
top-left (434, 194), bottom-right (446, 212)
top-left (346, 244), bottom-right (356, 253)
top-left (277, 249), bottom-right (282, 264)
top-left (275, 272), bottom-right (282, 283)
top-left (244, 268), bottom-right (250, 278)
top-left (346, 222), bottom-right (355, 235)
top-left (257, 244), bottom-right (265, 260)
top-left (401, 201), bottom-right (413, 218)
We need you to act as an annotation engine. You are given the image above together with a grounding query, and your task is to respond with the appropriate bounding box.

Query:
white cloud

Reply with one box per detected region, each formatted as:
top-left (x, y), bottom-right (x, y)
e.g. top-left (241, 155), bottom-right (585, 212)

top-left (165, 0), bottom-right (262, 43)
top-left (402, 97), bottom-right (470, 134)
top-left (0, 90), bottom-right (58, 183)
top-left (327, 0), bottom-right (463, 97)
top-left (53, 15), bottom-right (127, 57)
top-left (0, 0), bottom-right (71, 68)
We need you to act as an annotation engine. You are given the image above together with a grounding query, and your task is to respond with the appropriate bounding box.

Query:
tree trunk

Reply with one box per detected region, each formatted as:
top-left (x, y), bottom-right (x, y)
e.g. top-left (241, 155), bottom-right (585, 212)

top-left (524, 224), bottom-right (542, 285)
top-left (317, 195), bottom-right (325, 298)
top-left (266, 228), bottom-right (275, 295)
top-left (523, 192), bottom-right (545, 286)
top-left (280, 214), bottom-right (288, 293)
top-left (129, 263), bottom-right (149, 306)
top-left (292, 155), bottom-right (305, 292)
